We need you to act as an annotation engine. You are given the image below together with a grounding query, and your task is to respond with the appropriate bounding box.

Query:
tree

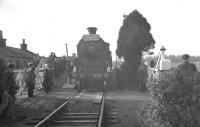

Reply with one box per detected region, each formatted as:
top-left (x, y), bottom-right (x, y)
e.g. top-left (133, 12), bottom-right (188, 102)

top-left (116, 10), bottom-right (155, 88)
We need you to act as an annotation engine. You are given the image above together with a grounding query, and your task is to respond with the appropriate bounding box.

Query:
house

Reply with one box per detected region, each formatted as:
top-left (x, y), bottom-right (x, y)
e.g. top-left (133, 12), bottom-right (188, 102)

top-left (0, 30), bottom-right (36, 69)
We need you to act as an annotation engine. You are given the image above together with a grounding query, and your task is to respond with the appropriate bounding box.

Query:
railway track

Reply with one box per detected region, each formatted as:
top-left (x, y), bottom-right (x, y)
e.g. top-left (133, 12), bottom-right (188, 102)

top-left (21, 89), bottom-right (118, 127)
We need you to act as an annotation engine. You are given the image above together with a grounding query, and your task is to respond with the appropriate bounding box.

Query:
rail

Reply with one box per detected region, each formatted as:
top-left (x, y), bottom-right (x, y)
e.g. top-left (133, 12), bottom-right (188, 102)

top-left (34, 90), bottom-right (80, 127)
top-left (97, 92), bottom-right (105, 127)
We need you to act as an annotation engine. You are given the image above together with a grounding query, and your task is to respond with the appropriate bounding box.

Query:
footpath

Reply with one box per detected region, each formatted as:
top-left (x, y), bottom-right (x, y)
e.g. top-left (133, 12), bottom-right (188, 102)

top-left (0, 73), bottom-right (76, 127)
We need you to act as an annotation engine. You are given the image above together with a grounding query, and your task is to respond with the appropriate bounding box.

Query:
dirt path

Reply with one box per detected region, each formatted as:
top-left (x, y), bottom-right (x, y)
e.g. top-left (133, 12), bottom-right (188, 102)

top-left (107, 90), bottom-right (154, 127)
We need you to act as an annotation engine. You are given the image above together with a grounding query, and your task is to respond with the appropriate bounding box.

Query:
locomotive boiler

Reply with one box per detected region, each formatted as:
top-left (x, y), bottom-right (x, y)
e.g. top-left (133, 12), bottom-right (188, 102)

top-left (73, 27), bottom-right (112, 90)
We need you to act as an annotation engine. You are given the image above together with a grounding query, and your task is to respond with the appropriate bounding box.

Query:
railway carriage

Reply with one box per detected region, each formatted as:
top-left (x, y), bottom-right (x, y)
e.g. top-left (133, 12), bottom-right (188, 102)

top-left (73, 27), bottom-right (112, 90)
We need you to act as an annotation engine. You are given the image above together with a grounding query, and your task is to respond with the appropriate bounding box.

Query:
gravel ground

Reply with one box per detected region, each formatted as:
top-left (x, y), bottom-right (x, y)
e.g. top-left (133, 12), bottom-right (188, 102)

top-left (106, 90), bottom-right (155, 127)
top-left (63, 97), bottom-right (101, 127)
top-left (66, 90), bottom-right (155, 127)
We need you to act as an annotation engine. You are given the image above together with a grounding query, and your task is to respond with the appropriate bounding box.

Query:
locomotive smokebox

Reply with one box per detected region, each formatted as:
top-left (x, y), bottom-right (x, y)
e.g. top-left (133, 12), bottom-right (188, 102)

top-left (87, 27), bottom-right (97, 34)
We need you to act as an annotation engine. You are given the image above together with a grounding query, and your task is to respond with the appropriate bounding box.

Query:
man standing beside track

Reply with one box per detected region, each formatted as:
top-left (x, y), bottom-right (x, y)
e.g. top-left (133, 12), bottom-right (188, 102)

top-left (42, 63), bottom-right (52, 93)
top-left (26, 62), bottom-right (36, 97)
top-left (178, 54), bottom-right (197, 72)
top-left (66, 57), bottom-right (74, 84)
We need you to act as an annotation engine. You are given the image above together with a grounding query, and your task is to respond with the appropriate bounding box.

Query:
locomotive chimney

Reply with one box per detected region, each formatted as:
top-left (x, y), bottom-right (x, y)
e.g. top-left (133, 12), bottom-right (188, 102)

top-left (87, 27), bottom-right (97, 34)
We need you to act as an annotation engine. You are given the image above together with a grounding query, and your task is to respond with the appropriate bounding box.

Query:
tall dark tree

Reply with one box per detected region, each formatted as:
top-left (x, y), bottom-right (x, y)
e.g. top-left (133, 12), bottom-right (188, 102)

top-left (116, 10), bottom-right (155, 88)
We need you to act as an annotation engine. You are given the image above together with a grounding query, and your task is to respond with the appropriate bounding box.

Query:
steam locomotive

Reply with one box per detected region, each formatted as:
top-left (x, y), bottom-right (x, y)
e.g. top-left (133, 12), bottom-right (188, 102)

top-left (73, 27), bottom-right (112, 90)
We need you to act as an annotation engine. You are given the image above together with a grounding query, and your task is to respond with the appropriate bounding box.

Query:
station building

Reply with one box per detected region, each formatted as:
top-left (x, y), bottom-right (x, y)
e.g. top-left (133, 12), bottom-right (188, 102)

top-left (0, 30), bottom-right (36, 69)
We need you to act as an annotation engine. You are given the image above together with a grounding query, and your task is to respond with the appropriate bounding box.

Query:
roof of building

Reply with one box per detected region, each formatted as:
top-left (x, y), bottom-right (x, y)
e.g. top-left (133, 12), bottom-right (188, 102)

top-left (0, 46), bottom-right (35, 59)
top-left (0, 31), bottom-right (35, 59)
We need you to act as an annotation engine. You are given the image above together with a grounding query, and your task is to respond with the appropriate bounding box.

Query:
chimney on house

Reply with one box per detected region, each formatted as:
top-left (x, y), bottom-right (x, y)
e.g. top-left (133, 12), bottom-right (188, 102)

top-left (0, 30), bottom-right (7, 46)
top-left (20, 39), bottom-right (27, 50)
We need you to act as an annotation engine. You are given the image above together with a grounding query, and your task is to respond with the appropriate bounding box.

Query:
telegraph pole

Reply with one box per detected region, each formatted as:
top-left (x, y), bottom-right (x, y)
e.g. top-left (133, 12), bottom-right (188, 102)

top-left (116, 53), bottom-right (118, 69)
top-left (66, 43), bottom-right (68, 57)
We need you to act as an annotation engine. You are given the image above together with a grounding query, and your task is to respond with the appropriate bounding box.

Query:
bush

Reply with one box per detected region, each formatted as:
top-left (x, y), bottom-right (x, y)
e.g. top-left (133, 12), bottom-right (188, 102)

top-left (115, 62), bottom-right (149, 90)
top-left (149, 68), bottom-right (200, 127)
top-left (115, 62), bottom-right (138, 89)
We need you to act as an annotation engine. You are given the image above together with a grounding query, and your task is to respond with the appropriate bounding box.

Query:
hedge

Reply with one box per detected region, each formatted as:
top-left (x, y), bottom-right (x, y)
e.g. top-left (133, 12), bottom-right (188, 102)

top-left (148, 68), bottom-right (200, 127)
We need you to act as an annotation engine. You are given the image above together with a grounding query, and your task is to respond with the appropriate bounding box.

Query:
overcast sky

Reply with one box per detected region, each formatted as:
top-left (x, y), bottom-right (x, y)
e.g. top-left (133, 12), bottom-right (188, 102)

top-left (0, 0), bottom-right (200, 57)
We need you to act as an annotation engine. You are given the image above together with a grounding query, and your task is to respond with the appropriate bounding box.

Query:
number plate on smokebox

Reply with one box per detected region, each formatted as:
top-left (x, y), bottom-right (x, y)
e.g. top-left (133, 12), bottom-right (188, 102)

top-left (72, 72), bottom-right (111, 79)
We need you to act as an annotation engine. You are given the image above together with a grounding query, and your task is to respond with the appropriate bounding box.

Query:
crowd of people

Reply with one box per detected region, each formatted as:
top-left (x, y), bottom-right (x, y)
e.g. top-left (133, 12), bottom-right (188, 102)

top-left (0, 52), bottom-right (78, 121)
top-left (0, 61), bottom-right (53, 120)
top-left (0, 54), bottom-right (52, 120)
top-left (0, 56), bottom-right (44, 120)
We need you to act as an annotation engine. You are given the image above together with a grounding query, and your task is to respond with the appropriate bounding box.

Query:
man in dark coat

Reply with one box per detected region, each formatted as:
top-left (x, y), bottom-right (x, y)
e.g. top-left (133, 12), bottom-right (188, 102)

top-left (0, 58), bottom-right (7, 94)
top-left (0, 59), bottom-right (8, 117)
top-left (42, 64), bottom-right (52, 93)
top-left (66, 57), bottom-right (74, 84)
top-left (0, 64), bottom-right (18, 119)
top-left (26, 62), bottom-right (36, 97)
top-left (178, 54), bottom-right (197, 72)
